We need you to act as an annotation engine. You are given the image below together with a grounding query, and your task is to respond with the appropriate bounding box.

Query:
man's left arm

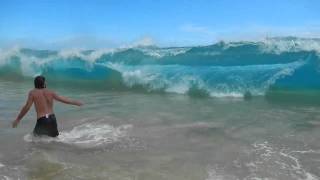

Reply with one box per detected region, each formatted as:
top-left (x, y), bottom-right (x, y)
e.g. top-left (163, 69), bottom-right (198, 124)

top-left (12, 92), bottom-right (33, 128)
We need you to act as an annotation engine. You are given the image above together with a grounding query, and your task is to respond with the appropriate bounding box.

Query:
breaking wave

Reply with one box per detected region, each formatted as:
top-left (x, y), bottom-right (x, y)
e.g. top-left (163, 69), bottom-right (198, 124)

top-left (1, 37), bottom-right (320, 97)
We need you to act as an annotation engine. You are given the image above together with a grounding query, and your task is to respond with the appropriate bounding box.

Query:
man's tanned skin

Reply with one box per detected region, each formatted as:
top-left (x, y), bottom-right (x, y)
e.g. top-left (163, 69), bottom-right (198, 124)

top-left (12, 89), bottom-right (83, 128)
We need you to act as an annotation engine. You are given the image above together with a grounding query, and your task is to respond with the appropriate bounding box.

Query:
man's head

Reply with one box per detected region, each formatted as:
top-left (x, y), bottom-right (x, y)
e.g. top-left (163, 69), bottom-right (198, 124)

top-left (34, 76), bottom-right (46, 89)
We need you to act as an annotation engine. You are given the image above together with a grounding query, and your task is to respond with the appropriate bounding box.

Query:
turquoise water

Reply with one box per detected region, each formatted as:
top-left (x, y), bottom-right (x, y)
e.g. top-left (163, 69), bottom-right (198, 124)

top-left (1, 37), bottom-right (320, 97)
top-left (1, 37), bottom-right (320, 179)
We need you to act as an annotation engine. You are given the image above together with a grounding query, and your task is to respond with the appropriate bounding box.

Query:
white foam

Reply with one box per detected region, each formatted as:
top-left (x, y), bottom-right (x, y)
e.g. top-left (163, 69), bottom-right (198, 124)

top-left (261, 37), bottom-right (320, 54)
top-left (0, 47), bottom-right (54, 77)
top-left (206, 165), bottom-right (238, 180)
top-left (0, 47), bottom-right (119, 77)
top-left (0, 47), bottom-right (21, 66)
top-left (24, 123), bottom-right (132, 148)
top-left (58, 48), bottom-right (116, 63)
top-left (106, 61), bottom-right (305, 98)
top-left (0, 176), bottom-right (12, 180)
top-left (138, 47), bottom-right (191, 58)
top-left (0, 162), bottom-right (4, 168)
top-left (206, 142), bottom-right (320, 180)
top-left (263, 60), bottom-right (306, 89)
top-left (249, 141), bottom-right (319, 180)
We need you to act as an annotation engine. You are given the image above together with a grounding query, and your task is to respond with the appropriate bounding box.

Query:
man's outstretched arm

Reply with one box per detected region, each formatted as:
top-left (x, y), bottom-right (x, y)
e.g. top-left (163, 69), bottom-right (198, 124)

top-left (53, 92), bottom-right (83, 106)
top-left (12, 92), bottom-right (33, 128)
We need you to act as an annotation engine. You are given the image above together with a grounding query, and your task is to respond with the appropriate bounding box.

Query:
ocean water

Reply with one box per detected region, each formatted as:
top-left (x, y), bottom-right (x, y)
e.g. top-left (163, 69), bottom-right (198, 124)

top-left (0, 37), bottom-right (320, 179)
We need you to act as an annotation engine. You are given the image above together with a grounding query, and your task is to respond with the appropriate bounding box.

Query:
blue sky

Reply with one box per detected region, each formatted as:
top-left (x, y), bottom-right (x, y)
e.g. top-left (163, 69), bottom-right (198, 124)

top-left (0, 0), bottom-right (319, 49)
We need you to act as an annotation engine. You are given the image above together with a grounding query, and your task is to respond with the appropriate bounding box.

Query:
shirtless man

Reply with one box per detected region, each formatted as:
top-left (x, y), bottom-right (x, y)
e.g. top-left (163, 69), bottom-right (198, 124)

top-left (12, 76), bottom-right (83, 137)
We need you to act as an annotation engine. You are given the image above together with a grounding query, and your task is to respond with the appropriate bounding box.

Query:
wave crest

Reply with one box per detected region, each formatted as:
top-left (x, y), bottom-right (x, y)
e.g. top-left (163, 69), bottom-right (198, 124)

top-left (1, 37), bottom-right (320, 97)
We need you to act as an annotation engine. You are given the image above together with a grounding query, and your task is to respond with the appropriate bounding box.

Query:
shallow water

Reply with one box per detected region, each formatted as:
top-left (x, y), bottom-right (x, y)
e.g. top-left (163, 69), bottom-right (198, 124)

top-left (0, 80), bottom-right (320, 180)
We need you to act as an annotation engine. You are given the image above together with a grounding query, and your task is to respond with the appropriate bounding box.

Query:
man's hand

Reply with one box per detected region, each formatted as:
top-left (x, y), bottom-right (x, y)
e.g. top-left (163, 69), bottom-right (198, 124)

top-left (12, 119), bottom-right (19, 128)
top-left (74, 101), bottom-right (83, 106)
top-left (13, 91), bottom-right (33, 128)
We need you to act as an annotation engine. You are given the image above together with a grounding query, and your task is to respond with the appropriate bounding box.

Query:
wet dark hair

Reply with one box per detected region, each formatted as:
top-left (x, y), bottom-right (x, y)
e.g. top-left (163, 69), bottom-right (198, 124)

top-left (34, 76), bottom-right (46, 89)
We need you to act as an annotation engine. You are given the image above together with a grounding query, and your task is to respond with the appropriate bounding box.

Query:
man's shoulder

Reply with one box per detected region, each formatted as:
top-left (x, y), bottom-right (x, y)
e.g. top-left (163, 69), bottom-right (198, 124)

top-left (29, 88), bottom-right (55, 94)
top-left (29, 89), bottom-right (36, 94)
top-left (44, 89), bottom-right (56, 95)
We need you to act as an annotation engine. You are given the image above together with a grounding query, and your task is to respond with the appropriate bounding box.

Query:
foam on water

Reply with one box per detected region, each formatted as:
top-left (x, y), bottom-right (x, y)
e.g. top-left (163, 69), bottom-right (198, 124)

top-left (24, 123), bottom-right (132, 148)
top-left (206, 141), bottom-right (320, 180)
top-left (0, 158), bottom-right (11, 179)
top-left (0, 163), bottom-right (23, 180)
top-left (261, 37), bottom-right (320, 54)
top-left (138, 47), bottom-right (191, 58)
top-left (249, 141), bottom-right (319, 180)
top-left (206, 165), bottom-right (238, 180)
top-left (0, 176), bottom-right (12, 180)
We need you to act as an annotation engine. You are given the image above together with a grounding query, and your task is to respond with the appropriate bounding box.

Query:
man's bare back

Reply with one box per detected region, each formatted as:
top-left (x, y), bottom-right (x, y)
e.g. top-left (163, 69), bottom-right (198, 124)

top-left (31, 89), bottom-right (54, 119)
top-left (30, 89), bottom-right (82, 119)
top-left (12, 76), bottom-right (83, 137)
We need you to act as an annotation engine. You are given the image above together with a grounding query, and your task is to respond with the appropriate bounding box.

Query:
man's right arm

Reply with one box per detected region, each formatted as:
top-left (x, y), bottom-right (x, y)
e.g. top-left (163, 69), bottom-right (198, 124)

top-left (12, 91), bottom-right (34, 128)
top-left (52, 92), bottom-right (83, 106)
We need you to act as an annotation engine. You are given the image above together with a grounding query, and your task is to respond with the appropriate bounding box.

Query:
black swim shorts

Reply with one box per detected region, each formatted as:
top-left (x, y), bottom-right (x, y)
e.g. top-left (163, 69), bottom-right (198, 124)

top-left (33, 114), bottom-right (59, 137)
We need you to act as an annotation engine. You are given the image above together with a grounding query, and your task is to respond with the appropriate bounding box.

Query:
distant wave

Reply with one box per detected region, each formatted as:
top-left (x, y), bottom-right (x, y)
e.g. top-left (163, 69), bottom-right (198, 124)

top-left (1, 37), bottom-right (320, 97)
